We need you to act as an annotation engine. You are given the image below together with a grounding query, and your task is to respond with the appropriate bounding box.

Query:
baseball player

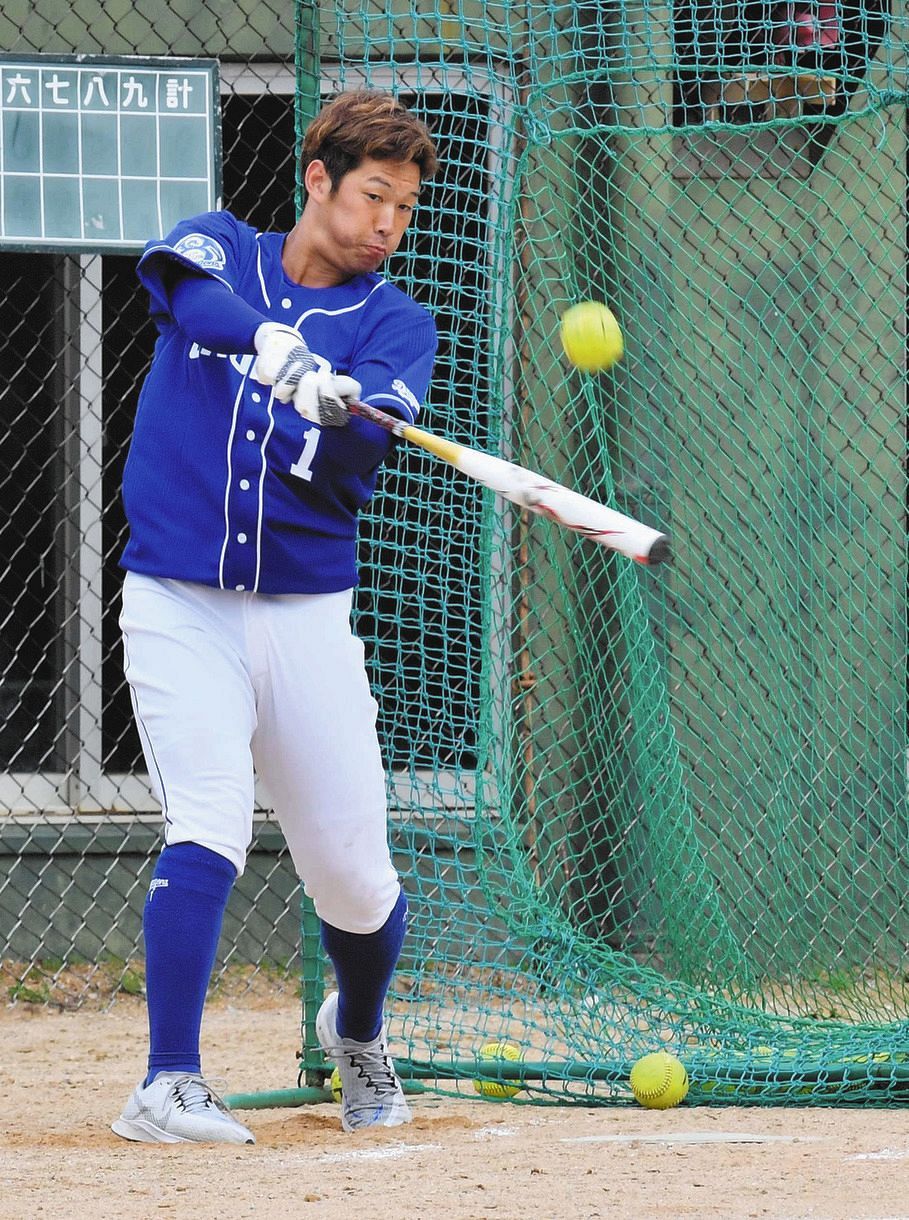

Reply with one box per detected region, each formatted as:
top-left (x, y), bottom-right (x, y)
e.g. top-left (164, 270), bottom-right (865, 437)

top-left (111, 91), bottom-right (438, 1145)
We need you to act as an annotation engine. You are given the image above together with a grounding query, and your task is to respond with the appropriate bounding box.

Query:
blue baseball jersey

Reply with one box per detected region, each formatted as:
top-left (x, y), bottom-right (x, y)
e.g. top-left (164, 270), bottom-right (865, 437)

top-left (120, 210), bottom-right (437, 594)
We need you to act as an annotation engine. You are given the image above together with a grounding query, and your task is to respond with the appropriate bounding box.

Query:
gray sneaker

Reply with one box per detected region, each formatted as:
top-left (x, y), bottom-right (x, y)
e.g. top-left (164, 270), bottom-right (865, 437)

top-left (111, 1072), bottom-right (255, 1145)
top-left (316, 991), bottom-right (412, 1132)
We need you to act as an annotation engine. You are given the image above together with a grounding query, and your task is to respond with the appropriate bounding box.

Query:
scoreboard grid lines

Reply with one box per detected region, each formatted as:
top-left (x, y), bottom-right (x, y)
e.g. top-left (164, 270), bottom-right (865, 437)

top-left (0, 55), bottom-right (221, 253)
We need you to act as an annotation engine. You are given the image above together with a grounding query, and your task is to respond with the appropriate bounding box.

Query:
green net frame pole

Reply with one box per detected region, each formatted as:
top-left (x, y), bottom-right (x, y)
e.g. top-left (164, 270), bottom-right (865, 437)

top-left (294, 0), bottom-right (320, 220)
top-left (224, 1055), bottom-right (909, 1111)
top-left (298, 895), bottom-right (325, 1090)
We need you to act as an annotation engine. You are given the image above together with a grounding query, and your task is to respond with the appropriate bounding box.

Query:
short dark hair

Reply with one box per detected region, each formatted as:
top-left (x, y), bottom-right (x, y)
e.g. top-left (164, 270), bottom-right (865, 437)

top-left (300, 90), bottom-right (438, 195)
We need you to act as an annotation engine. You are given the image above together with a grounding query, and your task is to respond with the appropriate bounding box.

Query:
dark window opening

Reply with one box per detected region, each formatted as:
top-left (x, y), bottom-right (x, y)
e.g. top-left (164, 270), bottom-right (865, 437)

top-left (0, 83), bottom-right (493, 785)
top-left (0, 254), bottom-right (61, 770)
top-left (99, 86), bottom-right (492, 777)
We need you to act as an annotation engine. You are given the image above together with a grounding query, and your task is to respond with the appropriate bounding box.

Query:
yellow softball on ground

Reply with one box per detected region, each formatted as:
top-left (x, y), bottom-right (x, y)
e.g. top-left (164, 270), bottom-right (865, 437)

top-left (629, 1051), bottom-right (689, 1109)
top-left (560, 301), bottom-right (624, 372)
top-left (330, 1066), bottom-right (343, 1102)
top-left (472, 1041), bottom-right (524, 1098)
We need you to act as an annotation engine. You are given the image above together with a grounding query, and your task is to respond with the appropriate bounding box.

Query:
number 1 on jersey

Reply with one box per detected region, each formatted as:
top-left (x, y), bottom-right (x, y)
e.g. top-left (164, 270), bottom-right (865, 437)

top-left (290, 428), bottom-right (320, 481)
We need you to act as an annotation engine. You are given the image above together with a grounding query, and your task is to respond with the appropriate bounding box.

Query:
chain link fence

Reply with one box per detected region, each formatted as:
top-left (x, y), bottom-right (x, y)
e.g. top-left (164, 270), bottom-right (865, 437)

top-left (0, 7), bottom-right (309, 1004)
top-left (2, 4), bottom-right (907, 1082)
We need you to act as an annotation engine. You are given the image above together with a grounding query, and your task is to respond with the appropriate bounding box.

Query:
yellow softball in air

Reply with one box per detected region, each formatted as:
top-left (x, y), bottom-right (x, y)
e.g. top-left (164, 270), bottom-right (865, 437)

top-left (472, 1041), bottom-right (524, 1098)
top-left (560, 301), bottom-right (624, 372)
top-left (629, 1051), bottom-right (689, 1109)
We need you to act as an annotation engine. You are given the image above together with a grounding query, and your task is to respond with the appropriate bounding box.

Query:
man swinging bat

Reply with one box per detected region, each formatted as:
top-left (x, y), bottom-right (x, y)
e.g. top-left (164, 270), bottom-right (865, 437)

top-left (112, 89), bottom-right (438, 1144)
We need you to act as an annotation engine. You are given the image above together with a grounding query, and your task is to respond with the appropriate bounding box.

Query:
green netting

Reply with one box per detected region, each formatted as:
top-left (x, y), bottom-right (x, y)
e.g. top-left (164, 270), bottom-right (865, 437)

top-left (290, 2), bottom-right (908, 1107)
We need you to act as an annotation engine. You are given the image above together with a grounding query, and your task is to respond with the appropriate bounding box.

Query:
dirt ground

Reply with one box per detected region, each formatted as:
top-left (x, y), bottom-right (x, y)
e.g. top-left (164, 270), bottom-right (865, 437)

top-left (3, 992), bottom-right (909, 1220)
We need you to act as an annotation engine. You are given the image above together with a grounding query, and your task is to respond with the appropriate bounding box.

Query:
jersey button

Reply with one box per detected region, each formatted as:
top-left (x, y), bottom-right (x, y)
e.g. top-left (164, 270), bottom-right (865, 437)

top-left (246, 430), bottom-right (255, 441)
top-left (251, 392), bottom-right (261, 403)
top-left (235, 584), bottom-right (245, 591)
top-left (281, 297), bottom-right (292, 309)
top-left (237, 533), bottom-right (247, 544)
top-left (239, 479), bottom-right (250, 490)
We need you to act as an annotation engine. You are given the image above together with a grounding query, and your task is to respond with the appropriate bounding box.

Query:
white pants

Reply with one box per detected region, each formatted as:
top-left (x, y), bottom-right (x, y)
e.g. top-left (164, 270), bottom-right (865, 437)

top-left (120, 572), bottom-right (400, 933)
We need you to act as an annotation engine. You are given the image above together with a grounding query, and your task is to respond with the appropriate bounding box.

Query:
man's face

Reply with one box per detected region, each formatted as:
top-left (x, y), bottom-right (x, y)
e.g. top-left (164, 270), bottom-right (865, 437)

top-left (306, 156), bottom-right (422, 277)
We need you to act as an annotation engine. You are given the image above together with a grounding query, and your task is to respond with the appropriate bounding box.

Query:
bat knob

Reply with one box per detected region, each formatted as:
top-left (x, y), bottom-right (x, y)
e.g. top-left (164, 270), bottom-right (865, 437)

top-left (646, 535), bottom-right (671, 565)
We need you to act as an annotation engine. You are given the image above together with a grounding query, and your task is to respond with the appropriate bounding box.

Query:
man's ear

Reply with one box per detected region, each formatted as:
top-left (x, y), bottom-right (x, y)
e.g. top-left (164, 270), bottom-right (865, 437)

top-left (304, 159), bottom-right (333, 202)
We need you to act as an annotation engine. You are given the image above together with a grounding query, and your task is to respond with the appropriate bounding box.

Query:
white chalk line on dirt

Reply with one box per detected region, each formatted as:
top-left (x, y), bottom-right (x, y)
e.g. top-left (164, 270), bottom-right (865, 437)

top-left (846, 1147), bottom-right (909, 1161)
top-left (560, 1132), bottom-right (826, 1146)
top-left (313, 1142), bottom-right (443, 1164)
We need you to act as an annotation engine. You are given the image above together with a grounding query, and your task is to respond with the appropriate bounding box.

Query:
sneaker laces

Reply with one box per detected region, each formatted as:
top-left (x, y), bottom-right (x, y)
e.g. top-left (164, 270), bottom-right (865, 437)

top-left (168, 1074), bottom-right (230, 1115)
top-left (340, 1044), bottom-right (401, 1101)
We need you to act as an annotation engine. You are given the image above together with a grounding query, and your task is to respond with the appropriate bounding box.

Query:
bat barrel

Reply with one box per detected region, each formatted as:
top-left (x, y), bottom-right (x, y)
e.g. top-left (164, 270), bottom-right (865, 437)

top-left (520, 481), bottom-right (668, 566)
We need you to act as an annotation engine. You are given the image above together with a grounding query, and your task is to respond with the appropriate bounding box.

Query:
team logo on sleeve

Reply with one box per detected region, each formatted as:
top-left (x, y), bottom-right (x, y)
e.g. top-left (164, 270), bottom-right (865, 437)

top-left (172, 233), bottom-right (227, 270)
top-left (392, 378), bottom-right (421, 415)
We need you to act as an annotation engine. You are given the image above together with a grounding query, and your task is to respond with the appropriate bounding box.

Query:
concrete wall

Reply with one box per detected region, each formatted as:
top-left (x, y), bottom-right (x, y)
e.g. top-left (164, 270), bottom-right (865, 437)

top-left (0, 817), bottom-right (489, 973)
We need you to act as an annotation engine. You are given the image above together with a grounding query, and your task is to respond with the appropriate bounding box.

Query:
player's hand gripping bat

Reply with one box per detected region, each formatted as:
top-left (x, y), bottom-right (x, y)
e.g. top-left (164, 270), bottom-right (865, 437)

top-left (347, 398), bottom-right (670, 565)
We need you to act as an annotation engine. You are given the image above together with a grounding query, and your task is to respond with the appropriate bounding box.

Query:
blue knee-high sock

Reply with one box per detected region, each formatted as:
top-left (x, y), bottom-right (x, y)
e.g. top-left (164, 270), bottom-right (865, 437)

top-left (320, 888), bottom-right (407, 1042)
top-left (143, 842), bottom-right (236, 1085)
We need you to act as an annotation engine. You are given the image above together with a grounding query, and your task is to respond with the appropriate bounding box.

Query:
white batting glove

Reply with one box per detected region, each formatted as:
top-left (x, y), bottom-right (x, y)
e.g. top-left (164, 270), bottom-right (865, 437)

top-left (252, 322), bottom-right (316, 402)
top-left (293, 370), bottom-right (361, 428)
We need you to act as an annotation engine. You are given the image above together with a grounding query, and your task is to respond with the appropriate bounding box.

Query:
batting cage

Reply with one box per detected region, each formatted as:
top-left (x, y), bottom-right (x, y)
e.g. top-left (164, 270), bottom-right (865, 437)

top-left (1, 2), bottom-right (907, 1108)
